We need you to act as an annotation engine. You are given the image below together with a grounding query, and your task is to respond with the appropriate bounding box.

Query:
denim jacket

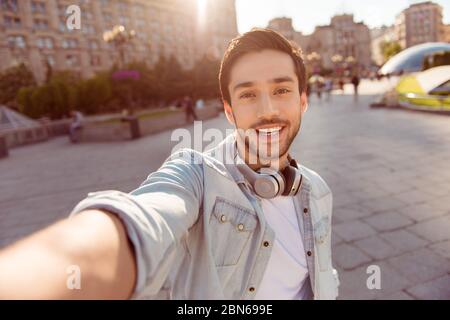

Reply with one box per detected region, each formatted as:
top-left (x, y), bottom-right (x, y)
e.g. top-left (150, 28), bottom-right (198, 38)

top-left (70, 133), bottom-right (339, 300)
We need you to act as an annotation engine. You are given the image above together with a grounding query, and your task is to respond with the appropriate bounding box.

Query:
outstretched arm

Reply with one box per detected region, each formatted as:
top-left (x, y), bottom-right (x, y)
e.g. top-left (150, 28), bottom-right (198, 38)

top-left (0, 209), bottom-right (136, 299)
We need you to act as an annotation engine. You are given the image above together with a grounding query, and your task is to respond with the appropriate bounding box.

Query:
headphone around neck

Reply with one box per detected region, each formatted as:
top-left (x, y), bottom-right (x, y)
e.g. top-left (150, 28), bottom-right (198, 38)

top-left (236, 155), bottom-right (303, 199)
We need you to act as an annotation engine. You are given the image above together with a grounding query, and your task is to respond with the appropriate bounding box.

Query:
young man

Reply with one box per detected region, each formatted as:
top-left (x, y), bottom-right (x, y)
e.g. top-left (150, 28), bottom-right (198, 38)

top-left (0, 29), bottom-right (338, 300)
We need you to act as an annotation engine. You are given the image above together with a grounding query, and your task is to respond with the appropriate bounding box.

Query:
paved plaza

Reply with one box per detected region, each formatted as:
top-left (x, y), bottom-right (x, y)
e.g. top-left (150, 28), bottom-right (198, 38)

top-left (1, 80), bottom-right (449, 299)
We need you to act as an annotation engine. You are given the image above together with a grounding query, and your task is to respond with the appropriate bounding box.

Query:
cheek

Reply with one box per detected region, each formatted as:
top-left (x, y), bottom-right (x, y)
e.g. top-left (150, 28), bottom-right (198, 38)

top-left (232, 105), bottom-right (257, 128)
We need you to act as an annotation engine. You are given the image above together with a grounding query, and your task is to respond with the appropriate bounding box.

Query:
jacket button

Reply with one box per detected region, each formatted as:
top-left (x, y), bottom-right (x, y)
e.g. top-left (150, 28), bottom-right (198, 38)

top-left (237, 223), bottom-right (244, 231)
top-left (303, 208), bottom-right (308, 214)
top-left (263, 241), bottom-right (270, 247)
top-left (307, 251), bottom-right (312, 256)
top-left (220, 214), bottom-right (227, 223)
top-left (249, 287), bottom-right (255, 292)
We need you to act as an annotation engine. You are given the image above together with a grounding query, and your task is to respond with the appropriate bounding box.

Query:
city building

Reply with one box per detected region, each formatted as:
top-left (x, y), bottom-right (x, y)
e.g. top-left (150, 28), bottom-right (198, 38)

top-left (370, 25), bottom-right (397, 66)
top-left (443, 24), bottom-right (450, 43)
top-left (0, 0), bottom-right (238, 83)
top-left (395, 1), bottom-right (445, 48)
top-left (267, 14), bottom-right (372, 72)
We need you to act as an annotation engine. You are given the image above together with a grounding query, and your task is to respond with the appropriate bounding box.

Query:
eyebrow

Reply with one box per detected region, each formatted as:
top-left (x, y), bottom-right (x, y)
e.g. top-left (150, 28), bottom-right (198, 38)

top-left (233, 76), bottom-right (295, 92)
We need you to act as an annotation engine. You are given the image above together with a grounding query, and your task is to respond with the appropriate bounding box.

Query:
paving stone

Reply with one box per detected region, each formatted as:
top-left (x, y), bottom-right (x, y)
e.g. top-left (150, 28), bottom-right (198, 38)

top-left (379, 229), bottom-right (428, 252)
top-left (354, 235), bottom-right (401, 260)
top-left (359, 196), bottom-right (408, 214)
top-left (392, 189), bottom-right (436, 205)
top-left (332, 243), bottom-right (372, 270)
top-left (428, 240), bottom-right (450, 260)
top-left (363, 211), bottom-right (414, 232)
top-left (406, 275), bottom-right (450, 300)
top-left (337, 261), bottom-right (411, 300)
top-left (386, 248), bottom-right (450, 283)
top-left (381, 291), bottom-right (415, 300)
top-left (331, 231), bottom-right (344, 247)
top-left (333, 220), bottom-right (377, 242)
top-left (333, 204), bottom-right (373, 222)
top-left (398, 203), bottom-right (447, 222)
top-left (407, 216), bottom-right (450, 243)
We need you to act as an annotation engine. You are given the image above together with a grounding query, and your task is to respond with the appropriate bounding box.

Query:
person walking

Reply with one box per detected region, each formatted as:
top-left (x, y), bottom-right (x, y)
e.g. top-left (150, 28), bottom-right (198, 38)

top-left (183, 95), bottom-right (197, 123)
top-left (351, 74), bottom-right (360, 99)
top-left (69, 110), bottom-right (84, 143)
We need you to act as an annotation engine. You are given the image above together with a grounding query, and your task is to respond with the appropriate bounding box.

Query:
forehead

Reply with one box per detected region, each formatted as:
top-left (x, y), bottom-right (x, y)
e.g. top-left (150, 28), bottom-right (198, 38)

top-left (228, 49), bottom-right (297, 87)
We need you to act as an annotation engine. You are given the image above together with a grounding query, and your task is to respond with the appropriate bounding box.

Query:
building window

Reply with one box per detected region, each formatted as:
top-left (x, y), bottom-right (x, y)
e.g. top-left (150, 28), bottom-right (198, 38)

top-left (4, 15), bottom-right (21, 28)
top-left (44, 55), bottom-right (55, 66)
top-left (33, 18), bottom-right (49, 30)
top-left (36, 37), bottom-right (54, 49)
top-left (82, 24), bottom-right (96, 35)
top-left (31, 1), bottom-right (46, 14)
top-left (62, 38), bottom-right (78, 49)
top-left (7, 35), bottom-right (26, 48)
top-left (65, 54), bottom-right (79, 67)
top-left (88, 40), bottom-right (98, 50)
top-left (118, 16), bottom-right (129, 26)
top-left (90, 55), bottom-right (101, 66)
top-left (1, 0), bottom-right (18, 12)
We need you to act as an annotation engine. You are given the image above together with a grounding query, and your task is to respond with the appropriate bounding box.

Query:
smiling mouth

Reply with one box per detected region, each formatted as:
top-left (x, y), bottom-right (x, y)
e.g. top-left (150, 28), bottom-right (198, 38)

top-left (255, 125), bottom-right (286, 136)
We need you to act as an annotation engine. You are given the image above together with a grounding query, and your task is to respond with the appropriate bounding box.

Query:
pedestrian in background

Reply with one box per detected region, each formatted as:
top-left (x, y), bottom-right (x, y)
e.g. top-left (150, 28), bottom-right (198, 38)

top-left (351, 74), bottom-right (360, 99)
top-left (324, 78), bottom-right (333, 101)
top-left (69, 110), bottom-right (84, 143)
top-left (183, 95), bottom-right (197, 123)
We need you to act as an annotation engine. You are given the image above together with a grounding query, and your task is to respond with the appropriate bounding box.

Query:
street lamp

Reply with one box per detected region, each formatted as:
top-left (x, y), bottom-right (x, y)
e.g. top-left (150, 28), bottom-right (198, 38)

top-left (306, 51), bottom-right (321, 74)
top-left (331, 54), bottom-right (343, 78)
top-left (102, 25), bottom-right (136, 68)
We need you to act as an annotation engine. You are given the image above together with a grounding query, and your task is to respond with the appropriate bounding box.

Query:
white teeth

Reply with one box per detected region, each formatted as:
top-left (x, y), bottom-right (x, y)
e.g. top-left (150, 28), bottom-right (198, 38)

top-left (258, 127), bottom-right (282, 134)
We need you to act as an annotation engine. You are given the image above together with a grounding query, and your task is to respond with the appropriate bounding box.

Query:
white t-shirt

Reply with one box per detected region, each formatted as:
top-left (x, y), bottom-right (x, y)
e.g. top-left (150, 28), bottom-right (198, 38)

top-left (254, 195), bottom-right (309, 300)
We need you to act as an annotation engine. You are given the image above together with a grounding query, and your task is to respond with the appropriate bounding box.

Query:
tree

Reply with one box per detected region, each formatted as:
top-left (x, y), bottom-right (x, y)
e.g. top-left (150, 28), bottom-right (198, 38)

top-left (380, 41), bottom-right (402, 63)
top-left (0, 63), bottom-right (36, 107)
top-left (192, 55), bottom-right (221, 100)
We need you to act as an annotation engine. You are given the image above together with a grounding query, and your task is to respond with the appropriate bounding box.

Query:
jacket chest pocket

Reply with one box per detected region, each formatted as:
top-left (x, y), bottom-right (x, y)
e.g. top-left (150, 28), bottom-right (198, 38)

top-left (209, 198), bottom-right (258, 267)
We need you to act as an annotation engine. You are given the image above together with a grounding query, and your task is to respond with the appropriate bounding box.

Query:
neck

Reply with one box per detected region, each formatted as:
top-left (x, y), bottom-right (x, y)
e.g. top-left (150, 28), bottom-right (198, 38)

top-left (236, 138), bottom-right (289, 172)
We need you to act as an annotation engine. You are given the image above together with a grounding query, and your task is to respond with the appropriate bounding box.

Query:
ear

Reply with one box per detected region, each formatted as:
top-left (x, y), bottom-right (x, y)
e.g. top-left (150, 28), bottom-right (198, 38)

top-left (223, 100), bottom-right (236, 125)
top-left (300, 91), bottom-right (308, 114)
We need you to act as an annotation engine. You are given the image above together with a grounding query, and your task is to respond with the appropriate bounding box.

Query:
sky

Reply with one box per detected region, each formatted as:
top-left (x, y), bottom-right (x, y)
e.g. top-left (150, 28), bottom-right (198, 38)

top-left (235, 0), bottom-right (450, 35)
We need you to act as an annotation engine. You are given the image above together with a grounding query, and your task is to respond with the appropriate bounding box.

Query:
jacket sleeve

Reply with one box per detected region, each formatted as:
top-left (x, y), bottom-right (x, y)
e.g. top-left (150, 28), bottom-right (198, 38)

top-left (69, 149), bottom-right (204, 297)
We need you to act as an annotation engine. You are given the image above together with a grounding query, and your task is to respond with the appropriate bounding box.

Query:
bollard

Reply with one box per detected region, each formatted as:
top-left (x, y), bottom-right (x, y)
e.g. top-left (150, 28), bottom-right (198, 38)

top-left (0, 135), bottom-right (9, 158)
top-left (124, 116), bottom-right (141, 140)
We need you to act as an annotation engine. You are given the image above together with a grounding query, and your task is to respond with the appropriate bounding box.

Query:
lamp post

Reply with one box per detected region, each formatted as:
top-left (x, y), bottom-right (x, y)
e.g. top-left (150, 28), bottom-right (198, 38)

top-left (102, 25), bottom-right (136, 68)
top-left (103, 25), bottom-right (141, 139)
top-left (331, 54), bottom-right (343, 79)
top-left (345, 55), bottom-right (356, 76)
top-left (306, 51), bottom-right (321, 75)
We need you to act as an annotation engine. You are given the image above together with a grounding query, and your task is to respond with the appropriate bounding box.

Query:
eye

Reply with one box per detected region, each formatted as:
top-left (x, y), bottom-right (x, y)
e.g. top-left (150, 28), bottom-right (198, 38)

top-left (274, 88), bottom-right (291, 95)
top-left (239, 92), bottom-right (256, 99)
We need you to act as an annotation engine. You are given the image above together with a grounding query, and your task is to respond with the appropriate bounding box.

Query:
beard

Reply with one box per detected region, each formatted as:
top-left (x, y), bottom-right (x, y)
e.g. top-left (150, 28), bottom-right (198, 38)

top-left (236, 117), bottom-right (301, 168)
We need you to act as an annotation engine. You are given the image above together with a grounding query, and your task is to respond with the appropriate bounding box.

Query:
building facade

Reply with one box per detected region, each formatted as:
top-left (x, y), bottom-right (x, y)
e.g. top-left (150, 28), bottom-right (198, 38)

top-left (0, 0), bottom-right (238, 83)
top-left (267, 14), bottom-right (372, 72)
top-left (395, 1), bottom-right (445, 48)
top-left (370, 25), bottom-right (397, 66)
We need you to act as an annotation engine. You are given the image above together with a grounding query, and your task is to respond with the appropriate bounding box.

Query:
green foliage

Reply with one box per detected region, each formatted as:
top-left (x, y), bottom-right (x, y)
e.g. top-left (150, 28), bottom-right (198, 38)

top-left (0, 63), bottom-right (36, 106)
top-left (380, 41), bottom-right (402, 62)
top-left (14, 55), bottom-right (223, 119)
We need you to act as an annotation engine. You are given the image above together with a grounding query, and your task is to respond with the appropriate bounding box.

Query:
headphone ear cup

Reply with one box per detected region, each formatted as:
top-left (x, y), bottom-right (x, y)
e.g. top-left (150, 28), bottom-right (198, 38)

top-left (271, 171), bottom-right (286, 197)
top-left (281, 166), bottom-right (298, 196)
top-left (254, 173), bottom-right (281, 198)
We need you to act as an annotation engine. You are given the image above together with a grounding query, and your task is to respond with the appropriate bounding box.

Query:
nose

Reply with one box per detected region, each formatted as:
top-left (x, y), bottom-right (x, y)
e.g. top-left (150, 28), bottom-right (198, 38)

top-left (257, 93), bottom-right (280, 119)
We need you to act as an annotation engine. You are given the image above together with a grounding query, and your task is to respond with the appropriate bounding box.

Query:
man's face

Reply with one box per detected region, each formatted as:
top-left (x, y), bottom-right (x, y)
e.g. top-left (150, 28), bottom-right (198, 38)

top-left (224, 49), bottom-right (307, 168)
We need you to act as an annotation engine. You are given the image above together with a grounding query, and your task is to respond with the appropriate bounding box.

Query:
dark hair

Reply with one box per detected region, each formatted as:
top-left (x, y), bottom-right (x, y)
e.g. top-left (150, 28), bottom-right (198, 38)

top-left (219, 28), bottom-right (306, 106)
